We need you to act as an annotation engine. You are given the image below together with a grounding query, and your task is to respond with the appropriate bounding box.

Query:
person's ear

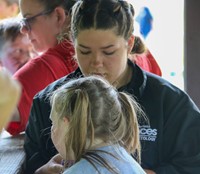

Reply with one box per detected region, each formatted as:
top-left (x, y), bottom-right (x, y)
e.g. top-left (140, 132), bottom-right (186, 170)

top-left (54, 7), bottom-right (67, 28)
top-left (127, 35), bottom-right (135, 54)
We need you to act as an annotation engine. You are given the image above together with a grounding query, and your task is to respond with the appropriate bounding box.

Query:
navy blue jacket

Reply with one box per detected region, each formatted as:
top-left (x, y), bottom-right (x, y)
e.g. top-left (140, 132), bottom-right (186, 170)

top-left (23, 60), bottom-right (200, 174)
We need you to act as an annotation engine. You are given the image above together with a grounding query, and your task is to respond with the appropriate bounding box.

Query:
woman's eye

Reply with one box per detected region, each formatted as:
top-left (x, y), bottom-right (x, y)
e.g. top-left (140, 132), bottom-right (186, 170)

top-left (12, 49), bottom-right (23, 55)
top-left (80, 50), bottom-right (91, 55)
top-left (15, 49), bottom-right (23, 53)
top-left (103, 51), bottom-right (115, 55)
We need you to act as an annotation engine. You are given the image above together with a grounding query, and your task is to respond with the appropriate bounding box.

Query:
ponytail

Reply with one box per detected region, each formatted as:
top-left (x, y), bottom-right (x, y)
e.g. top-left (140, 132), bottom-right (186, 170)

top-left (131, 36), bottom-right (146, 54)
top-left (118, 92), bottom-right (142, 163)
top-left (66, 88), bottom-right (95, 161)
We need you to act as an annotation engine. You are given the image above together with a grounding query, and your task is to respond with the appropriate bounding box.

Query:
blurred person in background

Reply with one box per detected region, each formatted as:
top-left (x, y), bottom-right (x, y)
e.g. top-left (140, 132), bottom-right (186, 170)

top-left (0, 68), bottom-right (21, 133)
top-left (0, 17), bottom-right (36, 74)
top-left (0, 0), bottom-right (19, 19)
top-left (6, 0), bottom-right (78, 135)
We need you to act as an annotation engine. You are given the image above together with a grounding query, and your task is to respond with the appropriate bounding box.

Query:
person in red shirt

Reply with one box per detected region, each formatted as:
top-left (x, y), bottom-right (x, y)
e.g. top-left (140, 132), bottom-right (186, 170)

top-left (6, 0), bottom-right (78, 135)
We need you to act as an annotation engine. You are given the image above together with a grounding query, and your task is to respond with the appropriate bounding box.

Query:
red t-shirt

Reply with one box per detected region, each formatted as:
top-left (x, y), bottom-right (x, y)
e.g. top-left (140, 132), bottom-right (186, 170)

top-left (131, 50), bottom-right (162, 76)
top-left (7, 41), bottom-right (77, 135)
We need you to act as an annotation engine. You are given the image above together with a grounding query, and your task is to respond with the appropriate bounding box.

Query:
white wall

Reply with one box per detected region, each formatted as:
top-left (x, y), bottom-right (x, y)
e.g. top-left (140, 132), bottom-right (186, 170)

top-left (128, 0), bottom-right (184, 89)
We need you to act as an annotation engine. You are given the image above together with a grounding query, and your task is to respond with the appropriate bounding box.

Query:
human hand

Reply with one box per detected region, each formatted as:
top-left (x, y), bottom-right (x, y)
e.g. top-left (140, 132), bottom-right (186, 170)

top-left (144, 169), bottom-right (156, 174)
top-left (0, 68), bottom-right (21, 131)
top-left (34, 154), bottom-right (64, 174)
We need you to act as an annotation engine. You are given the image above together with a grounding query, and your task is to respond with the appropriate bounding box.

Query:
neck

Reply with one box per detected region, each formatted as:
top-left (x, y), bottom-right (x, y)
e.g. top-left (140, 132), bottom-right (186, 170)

top-left (87, 138), bottom-right (109, 150)
top-left (113, 65), bottom-right (132, 89)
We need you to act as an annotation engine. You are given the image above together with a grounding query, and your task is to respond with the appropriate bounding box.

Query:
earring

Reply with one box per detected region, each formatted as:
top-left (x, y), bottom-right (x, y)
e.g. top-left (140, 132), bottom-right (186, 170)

top-left (56, 32), bottom-right (64, 44)
top-left (56, 31), bottom-right (70, 44)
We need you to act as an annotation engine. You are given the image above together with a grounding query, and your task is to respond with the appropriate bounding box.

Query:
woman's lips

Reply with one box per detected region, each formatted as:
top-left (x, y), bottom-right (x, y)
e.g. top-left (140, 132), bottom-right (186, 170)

top-left (92, 73), bottom-right (106, 78)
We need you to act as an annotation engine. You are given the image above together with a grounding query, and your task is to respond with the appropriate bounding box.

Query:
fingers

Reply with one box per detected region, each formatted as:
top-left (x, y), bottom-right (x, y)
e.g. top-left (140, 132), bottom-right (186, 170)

top-left (50, 163), bottom-right (63, 173)
top-left (49, 154), bottom-right (64, 173)
top-left (144, 169), bottom-right (156, 174)
top-left (35, 159), bottom-right (63, 174)
top-left (52, 153), bottom-right (63, 164)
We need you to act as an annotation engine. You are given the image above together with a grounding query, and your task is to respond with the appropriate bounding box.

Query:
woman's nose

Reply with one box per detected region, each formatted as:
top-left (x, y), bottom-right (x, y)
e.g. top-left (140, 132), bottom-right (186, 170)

top-left (92, 53), bottom-right (103, 67)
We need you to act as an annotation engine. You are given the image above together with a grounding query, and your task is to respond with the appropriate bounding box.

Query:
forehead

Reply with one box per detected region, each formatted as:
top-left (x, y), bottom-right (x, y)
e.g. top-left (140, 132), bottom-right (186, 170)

top-left (13, 35), bottom-right (31, 46)
top-left (4, 34), bottom-right (29, 46)
top-left (19, 0), bottom-right (44, 16)
top-left (75, 29), bottom-right (125, 47)
top-left (0, 0), bottom-right (7, 5)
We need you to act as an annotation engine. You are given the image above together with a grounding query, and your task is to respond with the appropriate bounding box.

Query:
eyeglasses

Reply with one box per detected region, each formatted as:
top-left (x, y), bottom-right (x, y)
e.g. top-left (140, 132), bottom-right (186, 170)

top-left (20, 9), bottom-right (54, 31)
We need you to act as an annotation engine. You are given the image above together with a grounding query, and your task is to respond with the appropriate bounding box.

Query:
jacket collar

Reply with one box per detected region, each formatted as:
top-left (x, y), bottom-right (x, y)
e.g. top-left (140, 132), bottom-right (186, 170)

top-left (118, 59), bottom-right (147, 101)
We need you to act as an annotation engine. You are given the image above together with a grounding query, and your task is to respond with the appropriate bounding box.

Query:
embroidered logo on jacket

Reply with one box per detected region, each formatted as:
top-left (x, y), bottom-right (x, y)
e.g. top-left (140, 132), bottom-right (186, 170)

top-left (139, 125), bottom-right (157, 142)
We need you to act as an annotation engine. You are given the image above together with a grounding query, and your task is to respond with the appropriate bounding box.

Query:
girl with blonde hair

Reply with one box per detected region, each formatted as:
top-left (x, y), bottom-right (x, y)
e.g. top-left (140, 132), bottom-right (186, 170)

top-left (50, 76), bottom-right (145, 174)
